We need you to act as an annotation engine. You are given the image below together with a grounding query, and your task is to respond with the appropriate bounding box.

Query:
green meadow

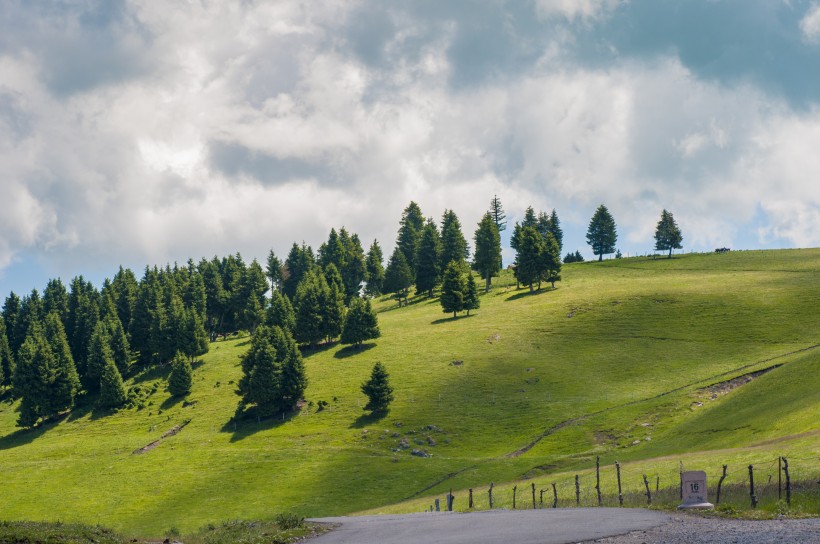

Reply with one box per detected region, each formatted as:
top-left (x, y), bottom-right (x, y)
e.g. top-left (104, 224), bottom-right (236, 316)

top-left (1, 249), bottom-right (818, 535)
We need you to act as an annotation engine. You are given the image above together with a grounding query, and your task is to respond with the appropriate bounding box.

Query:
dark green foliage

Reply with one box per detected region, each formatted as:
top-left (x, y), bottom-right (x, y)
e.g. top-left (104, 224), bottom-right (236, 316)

top-left (323, 263), bottom-right (344, 294)
top-left (67, 276), bottom-right (100, 365)
top-left (340, 229), bottom-right (367, 300)
top-left (0, 520), bottom-right (124, 544)
top-left (361, 362), bottom-right (393, 413)
top-left (292, 270), bottom-right (326, 346)
top-left (473, 212), bottom-right (501, 292)
top-left (319, 269), bottom-right (346, 343)
top-left (0, 318), bottom-right (14, 387)
top-left (383, 247), bottom-right (413, 307)
top-left (515, 225), bottom-right (547, 292)
top-left (43, 313), bottom-right (80, 414)
top-left (181, 308), bottom-right (209, 362)
top-left (266, 249), bottom-right (284, 292)
top-left (654, 209), bottom-right (684, 257)
top-left (341, 298), bottom-right (380, 346)
top-left (439, 209), bottom-right (469, 272)
top-left (183, 269), bottom-right (207, 322)
top-left (548, 209), bottom-right (563, 253)
top-left (396, 201), bottom-right (425, 273)
top-left (98, 358), bottom-right (127, 408)
top-left (440, 261), bottom-right (465, 317)
top-left (107, 317), bottom-right (131, 375)
top-left (42, 278), bottom-right (69, 324)
top-left (199, 257), bottom-right (227, 342)
top-left (282, 243), bottom-right (315, 300)
top-left (168, 352), bottom-right (193, 396)
top-left (14, 290), bottom-right (43, 357)
top-left (110, 266), bottom-right (139, 337)
top-left (2, 292), bottom-right (21, 357)
top-left (14, 328), bottom-right (55, 427)
top-left (237, 326), bottom-right (306, 417)
top-left (364, 240), bottom-right (385, 297)
top-left (464, 273), bottom-right (480, 315)
top-left (318, 228), bottom-right (346, 271)
top-left (267, 290), bottom-right (296, 332)
top-left (586, 204), bottom-right (618, 261)
top-left (490, 195), bottom-right (506, 233)
top-left (85, 321), bottom-right (113, 392)
top-left (415, 220), bottom-right (441, 297)
top-left (564, 250), bottom-right (585, 263)
top-left (542, 232), bottom-right (562, 289)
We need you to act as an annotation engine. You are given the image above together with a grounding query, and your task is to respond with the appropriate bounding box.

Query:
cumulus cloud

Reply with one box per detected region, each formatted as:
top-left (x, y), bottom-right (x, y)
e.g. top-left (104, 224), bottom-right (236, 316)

top-left (800, 3), bottom-right (820, 43)
top-left (0, 1), bottom-right (819, 291)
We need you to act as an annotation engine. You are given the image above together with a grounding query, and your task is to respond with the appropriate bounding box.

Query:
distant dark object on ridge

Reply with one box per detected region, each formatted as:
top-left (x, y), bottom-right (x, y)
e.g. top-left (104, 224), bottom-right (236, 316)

top-left (715, 247), bottom-right (731, 253)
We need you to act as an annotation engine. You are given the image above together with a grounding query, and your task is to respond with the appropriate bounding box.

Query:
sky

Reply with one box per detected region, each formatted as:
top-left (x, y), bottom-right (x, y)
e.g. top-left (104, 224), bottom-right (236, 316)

top-left (1, 0), bottom-right (820, 296)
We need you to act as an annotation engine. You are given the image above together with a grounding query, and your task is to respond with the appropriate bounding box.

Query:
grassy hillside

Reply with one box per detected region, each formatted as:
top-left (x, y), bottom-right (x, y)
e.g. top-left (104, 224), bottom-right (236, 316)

top-left (1, 249), bottom-right (818, 534)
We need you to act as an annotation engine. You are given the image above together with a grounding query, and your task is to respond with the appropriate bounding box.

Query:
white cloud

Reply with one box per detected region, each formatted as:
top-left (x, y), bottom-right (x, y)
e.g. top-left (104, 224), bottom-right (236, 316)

top-left (535, 0), bottom-right (623, 22)
top-left (800, 3), bottom-right (820, 43)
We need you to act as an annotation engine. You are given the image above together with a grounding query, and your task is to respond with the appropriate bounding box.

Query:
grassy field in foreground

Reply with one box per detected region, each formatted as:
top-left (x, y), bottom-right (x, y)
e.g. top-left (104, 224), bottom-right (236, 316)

top-left (0, 249), bottom-right (818, 535)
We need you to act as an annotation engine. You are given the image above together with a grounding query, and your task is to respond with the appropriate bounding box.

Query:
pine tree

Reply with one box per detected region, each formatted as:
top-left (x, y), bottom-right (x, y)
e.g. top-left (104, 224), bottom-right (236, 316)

top-left (383, 248), bottom-right (413, 307)
top-left (84, 321), bottom-right (112, 392)
top-left (586, 205), bottom-right (618, 261)
top-left (490, 195), bottom-right (506, 233)
top-left (107, 316), bottom-right (131, 375)
top-left (282, 243), bottom-right (315, 300)
top-left (2, 292), bottom-right (21, 358)
top-left (292, 270), bottom-right (326, 347)
top-left (439, 209), bottom-right (469, 272)
top-left (181, 308), bottom-right (209, 362)
top-left (548, 209), bottom-right (563, 253)
top-left (341, 298), bottom-right (381, 347)
top-left (516, 225), bottom-right (547, 292)
top-left (44, 313), bottom-right (80, 414)
top-left (0, 318), bottom-right (14, 388)
top-left (267, 290), bottom-right (296, 332)
top-left (266, 250), bottom-right (284, 292)
top-left (320, 269), bottom-right (346, 343)
top-left (473, 212), bottom-right (501, 292)
top-left (361, 362), bottom-right (393, 413)
top-left (274, 327), bottom-right (307, 413)
top-left (542, 232), bottom-right (562, 289)
top-left (364, 240), bottom-right (385, 297)
top-left (42, 278), bottom-right (70, 324)
top-left (654, 209), bottom-right (683, 258)
top-left (98, 358), bottom-right (127, 408)
top-left (440, 261), bottom-right (466, 317)
top-left (14, 330), bottom-right (54, 428)
top-left (396, 201), bottom-right (425, 274)
top-left (168, 352), bottom-right (193, 396)
top-left (415, 220), bottom-right (442, 297)
top-left (463, 273), bottom-right (480, 316)
top-left (339, 229), bottom-right (367, 301)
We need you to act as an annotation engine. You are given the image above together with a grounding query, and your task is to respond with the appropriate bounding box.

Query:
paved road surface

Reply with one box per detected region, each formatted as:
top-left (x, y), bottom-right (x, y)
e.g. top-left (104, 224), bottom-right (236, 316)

top-left (307, 508), bottom-right (669, 544)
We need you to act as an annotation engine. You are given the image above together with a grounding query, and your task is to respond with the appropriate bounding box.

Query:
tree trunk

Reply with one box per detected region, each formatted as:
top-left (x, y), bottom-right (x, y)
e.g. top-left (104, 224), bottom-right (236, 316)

top-left (598, 253), bottom-right (603, 262)
top-left (529, 283), bottom-right (534, 292)
top-left (485, 275), bottom-right (490, 293)
top-left (453, 311), bottom-right (457, 318)
top-left (668, 248), bottom-right (672, 258)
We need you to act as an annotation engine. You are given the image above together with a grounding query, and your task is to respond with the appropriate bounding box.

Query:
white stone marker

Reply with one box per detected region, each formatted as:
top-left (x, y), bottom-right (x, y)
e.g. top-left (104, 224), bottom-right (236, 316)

top-left (678, 470), bottom-right (714, 509)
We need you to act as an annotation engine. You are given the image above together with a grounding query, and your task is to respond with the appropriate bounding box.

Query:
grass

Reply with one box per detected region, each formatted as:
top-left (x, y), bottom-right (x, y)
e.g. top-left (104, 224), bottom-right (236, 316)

top-left (0, 248), bottom-right (818, 535)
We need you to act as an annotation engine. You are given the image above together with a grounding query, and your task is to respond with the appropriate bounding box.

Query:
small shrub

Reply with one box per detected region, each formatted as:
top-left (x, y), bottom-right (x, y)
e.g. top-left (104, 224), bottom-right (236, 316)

top-left (275, 512), bottom-right (304, 530)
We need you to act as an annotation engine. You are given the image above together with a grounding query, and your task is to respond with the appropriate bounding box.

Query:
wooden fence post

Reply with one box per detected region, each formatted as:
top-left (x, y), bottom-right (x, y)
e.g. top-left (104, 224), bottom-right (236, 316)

top-left (716, 465), bottom-right (728, 505)
top-left (782, 457), bottom-right (791, 507)
top-left (642, 474), bottom-right (652, 505)
top-left (615, 461), bottom-right (623, 506)
top-left (748, 465), bottom-right (758, 509)
top-left (469, 488), bottom-right (473, 509)
top-left (448, 489), bottom-right (454, 511)
top-left (513, 485), bottom-right (517, 509)
top-left (596, 456), bottom-right (603, 506)
top-left (489, 482), bottom-right (494, 509)
top-left (575, 475), bottom-right (580, 506)
top-left (778, 457), bottom-right (782, 501)
top-left (552, 483), bottom-right (558, 508)
top-left (532, 482), bottom-right (536, 509)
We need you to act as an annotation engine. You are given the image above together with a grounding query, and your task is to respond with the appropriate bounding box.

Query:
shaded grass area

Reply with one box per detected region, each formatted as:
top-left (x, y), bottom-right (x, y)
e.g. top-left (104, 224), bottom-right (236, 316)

top-left (0, 521), bottom-right (124, 544)
top-left (0, 249), bottom-right (818, 533)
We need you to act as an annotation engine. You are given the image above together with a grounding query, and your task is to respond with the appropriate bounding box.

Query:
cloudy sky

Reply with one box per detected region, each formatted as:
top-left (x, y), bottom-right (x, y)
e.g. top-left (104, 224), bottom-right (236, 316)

top-left (2, 0), bottom-right (820, 295)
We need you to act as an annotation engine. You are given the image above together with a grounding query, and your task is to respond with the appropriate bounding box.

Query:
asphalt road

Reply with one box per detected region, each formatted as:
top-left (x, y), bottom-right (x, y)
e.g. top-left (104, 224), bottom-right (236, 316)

top-left (307, 508), bottom-right (670, 544)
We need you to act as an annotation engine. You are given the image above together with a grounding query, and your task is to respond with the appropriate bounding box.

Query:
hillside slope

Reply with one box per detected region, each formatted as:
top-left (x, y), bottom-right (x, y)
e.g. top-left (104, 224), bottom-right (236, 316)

top-left (0, 249), bottom-right (818, 534)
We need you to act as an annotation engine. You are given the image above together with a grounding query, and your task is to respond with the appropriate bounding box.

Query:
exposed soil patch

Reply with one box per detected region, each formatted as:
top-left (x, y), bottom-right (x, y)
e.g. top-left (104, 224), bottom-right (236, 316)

top-left (132, 419), bottom-right (192, 455)
top-left (699, 364), bottom-right (782, 397)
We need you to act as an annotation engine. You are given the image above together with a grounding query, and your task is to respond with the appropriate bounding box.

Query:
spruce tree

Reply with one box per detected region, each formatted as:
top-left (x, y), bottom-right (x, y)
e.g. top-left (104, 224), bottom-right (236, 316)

top-left (273, 327), bottom-right (307, 413)
top-left (542, 232), bottom-right (562, 289)
top-left (292, 270), bottom-right (326, 346)
top-left (267, 290), bottom-right (296, 332)
top-left (14, 331), bottom-right (55, 428)
top-left (85, 321), bottom-right (113, 392)
top-left (654, 209), bottom-right (683, 258)
top-left (439, 209), bottom-right (469, 272)
top-left (181, 308), bottom-right (209, 362)
top-left (440, 261), bottom-right (466, 317)
top-left (383, 248), bottom-right (413, 307)
top-left (490, 195), bottom-right (506, 233)
top-left (320, 270), bottom-right (346, 343)
top-left (341, 298), bottom-right (381, 347)
top-left (339, 229), bottom-right (367, 301)
top-left (463, 273), bottom-right (480, 316)
top-left (168, 352), bottom-right (193, 396)
top-left (361, 362), bottom-right (393, 414)
top-left (586, 205), bottom-right (618, 261)
top-left (44, 313), bottom-right (80, 414)
top-left (107, 317), bottom-right (131, 375)
top-left (516, 225), bottom-right (547, 292)
top-left (364, 240), bottom-right (385, 297)
top-left (282, 243), bottom-right (315, 300)
top-left (266, 250), bottom-right (284, 292)
top-left (0, 318), bottom-right (14, 388)
top-left (548, 209), bottom-right (563, 253)
top-left (2, 292), bottom-right (21, 357)
top-left (98, 358), bottom-right (127, 408)
top-left (473, 212), bottom-right (502, 292)
top-left (415, 220), bottom-right (442, 297)
top-left (42, 278), bottom-right (70, 324)
top-left (396, 201), bottom-right (425, 273)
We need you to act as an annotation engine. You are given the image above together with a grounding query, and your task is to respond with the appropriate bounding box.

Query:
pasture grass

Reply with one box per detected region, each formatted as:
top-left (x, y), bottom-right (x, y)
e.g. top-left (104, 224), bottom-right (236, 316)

top-left (0, 248), bottom-right (818, 535)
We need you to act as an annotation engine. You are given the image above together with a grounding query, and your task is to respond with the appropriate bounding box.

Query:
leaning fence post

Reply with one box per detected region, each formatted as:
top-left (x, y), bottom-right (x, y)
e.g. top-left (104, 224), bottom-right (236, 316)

top-left (489, 482), bottom-right (494, 509)
top-left (748, 465), bottom-right (758, 509)
top-left (575, 475), bottom-right (580, 506)
top-left (596, 456), bottom-right (603, 506)
top-left (782, 457), bottom-right (791, 507)
top-left (642, 474), bottom-right (652, 505)
top-left (469, 488), bottom-right (474, 509)
top-left (512, 485), bottom-right (517, 509)
top-left (448, 489), bottom-right (454, 511)
top-left (532, 482), bottom-right (536, 509)
top-left (616, 461), bottom-right (623, 506)
top-left (778, 457), bottom-right (782, 501)
top-left (716, 465), bottom-right (728, 505)
top-left (552, 483), bottom-right (558, 508)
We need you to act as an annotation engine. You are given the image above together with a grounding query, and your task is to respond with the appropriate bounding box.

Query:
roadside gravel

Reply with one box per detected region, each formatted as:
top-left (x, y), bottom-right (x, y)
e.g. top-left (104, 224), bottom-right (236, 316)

top-left (584, 512), bottom-right (820, 543)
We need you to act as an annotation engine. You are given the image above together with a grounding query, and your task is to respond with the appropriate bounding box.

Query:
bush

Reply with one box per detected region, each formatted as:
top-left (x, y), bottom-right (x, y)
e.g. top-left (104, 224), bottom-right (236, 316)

top-left (274, 513), bottom-right (304, 530)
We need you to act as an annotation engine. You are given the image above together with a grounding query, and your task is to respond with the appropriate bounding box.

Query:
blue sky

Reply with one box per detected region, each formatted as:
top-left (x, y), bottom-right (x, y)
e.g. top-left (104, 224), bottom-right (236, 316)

top-left (1, 0), bottom-right (819, 295)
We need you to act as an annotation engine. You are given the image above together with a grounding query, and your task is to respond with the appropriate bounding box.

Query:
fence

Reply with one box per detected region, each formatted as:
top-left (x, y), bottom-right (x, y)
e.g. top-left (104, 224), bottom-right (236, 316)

top-left (423, 455), bottom-right (820, 514)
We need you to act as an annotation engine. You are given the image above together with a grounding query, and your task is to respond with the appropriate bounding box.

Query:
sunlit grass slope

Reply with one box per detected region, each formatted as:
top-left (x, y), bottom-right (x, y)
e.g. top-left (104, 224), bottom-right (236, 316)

top-left (1, 249), bottom-right (818, 534)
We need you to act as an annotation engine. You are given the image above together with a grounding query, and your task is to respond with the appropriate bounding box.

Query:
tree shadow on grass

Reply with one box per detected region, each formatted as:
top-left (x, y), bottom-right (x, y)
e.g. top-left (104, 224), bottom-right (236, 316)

top-left (0, 411), bottom-right (68, 450)
top-left (160, 394), bottom-right (185, 411)
top-left (349, 410), bottom-right (388, 429)
top-left (334, 343), bottom-right (377, 359)
top-left (130, 364), bottom-right (172, 385)
top-left (505, 287), bottom-right (554, 302)
top-left (430, 314), bottom-right (475, 325)
top-left (299, 341), bottom-right (338, 357)
top-left (221, 407), bottom-right (298, 442)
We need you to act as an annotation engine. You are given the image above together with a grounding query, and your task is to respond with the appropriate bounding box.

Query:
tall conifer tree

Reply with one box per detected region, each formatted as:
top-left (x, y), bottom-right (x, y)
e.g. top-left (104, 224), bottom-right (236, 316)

top-left (364, 240), bottom-right (385, 297)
